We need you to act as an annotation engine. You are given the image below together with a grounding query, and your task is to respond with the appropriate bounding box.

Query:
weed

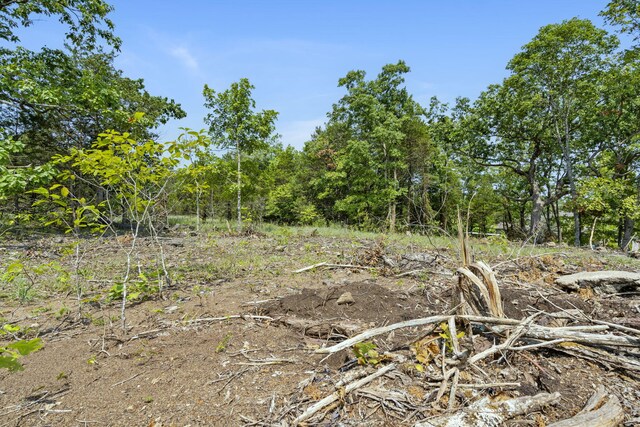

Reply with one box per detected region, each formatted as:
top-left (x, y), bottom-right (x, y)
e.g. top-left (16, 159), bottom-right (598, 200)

top-left (56, 306), bottom-right (70, 319)
top-left (215, 333), bottom-right (233, 353)
top-left (353, 341), bottom-right (387, 366)
top-left (439, 322), bottom-right (465, 353)
top-left (0, 324), bottom-right (43, 372)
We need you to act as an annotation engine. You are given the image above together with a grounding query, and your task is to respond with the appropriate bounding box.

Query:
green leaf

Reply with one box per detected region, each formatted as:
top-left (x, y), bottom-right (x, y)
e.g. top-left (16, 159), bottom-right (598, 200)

top-left (7, 338), bottom-right (44, 356)
top-left (2, 324), bottom-right (21, 334)
top-left (0, 355), bottom-right (24, 372)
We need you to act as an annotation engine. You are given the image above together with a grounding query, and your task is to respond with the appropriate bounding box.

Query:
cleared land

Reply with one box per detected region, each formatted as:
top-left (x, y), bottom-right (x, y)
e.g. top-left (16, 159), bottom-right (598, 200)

top-left (1, 225), bottom-right (639, 426)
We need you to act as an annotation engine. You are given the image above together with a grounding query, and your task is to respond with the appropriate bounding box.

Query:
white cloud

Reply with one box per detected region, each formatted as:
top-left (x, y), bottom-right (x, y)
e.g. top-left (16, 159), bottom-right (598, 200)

top-left (278, 118), bottom-right (325, 149)
top-left (169, 46), bottom-right (199, 72)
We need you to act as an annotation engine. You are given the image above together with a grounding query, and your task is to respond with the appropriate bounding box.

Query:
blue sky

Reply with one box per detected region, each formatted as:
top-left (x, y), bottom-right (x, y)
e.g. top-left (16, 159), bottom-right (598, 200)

top-left (14, 1), bottom-right (612, 148)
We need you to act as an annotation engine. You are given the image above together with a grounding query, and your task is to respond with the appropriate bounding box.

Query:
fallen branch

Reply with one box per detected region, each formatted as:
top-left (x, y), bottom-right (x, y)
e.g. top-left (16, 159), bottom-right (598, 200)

top-left (414, 392), bottom-right (561, 427)
top-left (315, 314), bottom-right (614, 355)
top-left (181, 315), bottom-right (274, 324)
top-left (292, 364), bottom-right (396, 425)
top-left (111, 373), bottom-right (141, 388)
top-left (554, 342), bottom-right (640, 373)
top-left (423, 382), bottom-right (520, 389)
top-left (548, 385), bottom-right (624, 427)
top-left (293, 262), bottom-right (375, 273)
top-left (490, 324), bottom-right (640, 347)
top-left (278, 316), bottom-right (364, 339)
top-left (315, 315), bottom-right (451, 354)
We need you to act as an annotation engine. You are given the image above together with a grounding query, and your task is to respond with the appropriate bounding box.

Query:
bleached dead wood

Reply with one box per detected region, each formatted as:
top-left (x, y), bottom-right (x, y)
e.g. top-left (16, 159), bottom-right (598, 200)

top-left (490, 324), bottom-right (640, 347)
top-left (292, 262), bottom-right (375, 273)
top-left (292, 364), bottom-right (396, 425)
top-left (278, 316), bottom-right (365, 338)
top-left (292, 262), bottom-right (328, 273)
top-left (315, 314), bottom-right (613, 355)
top-left (315, 315), bottom-right (452, 354)
top-left (555, 271), bottom-right (640, 294)
top-left (414, 392), bottom-right (561, 427)
top-left (181, 315), bottom-right (274, 323)
top-left (554, 342), bottom-right (640, 373)
top-left (548, 385), bottom-right (624, 427)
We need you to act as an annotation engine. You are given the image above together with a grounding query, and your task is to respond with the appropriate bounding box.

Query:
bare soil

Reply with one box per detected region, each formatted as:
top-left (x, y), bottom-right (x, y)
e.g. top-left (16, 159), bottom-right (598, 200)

top-left (1, 230), bottom-right (639, 426)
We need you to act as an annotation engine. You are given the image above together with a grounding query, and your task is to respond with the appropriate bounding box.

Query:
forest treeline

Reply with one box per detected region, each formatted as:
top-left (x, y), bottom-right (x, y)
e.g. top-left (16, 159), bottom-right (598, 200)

top-left (2, 1), bottom-right (640, 248)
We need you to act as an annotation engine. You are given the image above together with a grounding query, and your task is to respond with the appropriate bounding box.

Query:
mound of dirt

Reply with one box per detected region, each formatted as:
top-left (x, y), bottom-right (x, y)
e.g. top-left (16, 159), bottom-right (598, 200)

top-left (263, 281), bottom-right (428, 325)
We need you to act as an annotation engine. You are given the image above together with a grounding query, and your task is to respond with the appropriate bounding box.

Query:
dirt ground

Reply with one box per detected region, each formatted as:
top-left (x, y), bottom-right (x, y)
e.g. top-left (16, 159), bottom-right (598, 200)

top-left (1, 229), bottom-right (639, 426)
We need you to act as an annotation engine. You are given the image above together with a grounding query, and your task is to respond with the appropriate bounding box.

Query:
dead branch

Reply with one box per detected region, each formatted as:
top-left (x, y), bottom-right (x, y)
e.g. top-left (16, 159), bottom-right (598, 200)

top-left (548, 385), bottom-right (624, 427)
top-left (315, 313), bottom-right (613, 355)
top-left (293, 262), bottom-right (375, 273)
top-left (315, 315), bottom-right (452, 354)
top-left (292, 363), bottom-right (396, 425)
top-left (489, 324), bottom-right (640, 347)
top-left (554, 342), bottom-right (640, 373)
top-left (180, 315), bottom-right (274, 324)
top-left (414, 392), bottom-right (561, 427)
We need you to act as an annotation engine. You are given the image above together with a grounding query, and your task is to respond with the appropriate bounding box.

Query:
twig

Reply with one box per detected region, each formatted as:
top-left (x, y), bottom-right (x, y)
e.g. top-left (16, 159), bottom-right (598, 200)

top-left (447, 368), bottom-right (460, 410)
top-left (128, 328), bottom-right (166, 341)
top-left (293, 262), bottom-right (328, 273)
top-left (181, 315), bottom-right (274, 323)
top-left (292, 262), bottom-right (375, 273)
top-left (111, 373), bottom-right (141, 387)
top-left (424, 382), bottom-right (520, 389)
top-left (292, 364), bottom-right (396, 425)
top-left (315, 315), bottom-right (452, 354)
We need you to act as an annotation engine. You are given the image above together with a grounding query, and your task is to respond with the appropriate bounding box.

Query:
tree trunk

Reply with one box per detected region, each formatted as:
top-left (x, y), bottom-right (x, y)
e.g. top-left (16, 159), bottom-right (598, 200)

top-left (589, 216), bottom-right (598, 250)
top-left (388, 168), bottom-right (398, 233)
top-left (562, 118), bottom-right (580, 246)
top-left (195, 190), bottom-right (200, 231)
top-left (552, 200), bottom-right (562, 243)
top-left (236, 142), bottom-right (242, 233)
top-left (530, 181), bottom-right (545, 242)
top-left (621, 217), bottom-right (635, 251)
top-left (209, 187), bottom-right (215, 222)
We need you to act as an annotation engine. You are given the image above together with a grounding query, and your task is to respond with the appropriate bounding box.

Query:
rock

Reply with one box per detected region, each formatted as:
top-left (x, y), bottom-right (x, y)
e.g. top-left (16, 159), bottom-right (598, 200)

top-left (336, 292), bottom-right (355, 305)
top-left (555, 271), bottom-right (640, 295)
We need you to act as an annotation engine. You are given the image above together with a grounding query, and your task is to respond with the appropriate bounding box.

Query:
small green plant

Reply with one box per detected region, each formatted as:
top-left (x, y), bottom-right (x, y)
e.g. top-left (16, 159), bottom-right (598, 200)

top-left (108, 275), bottom-right (159, 302)
top-left (0, 324), bottom-right (44, 372)
top-left (2, 260), bottom-right (35, 303)
top-left (192, 285), bottom-right (205, 306)
top-left (439, 322), bottom-right (465, 353)
top-left (215, 333), bottom-right (233, 353)
top-left (353, 341), bottom-right (383, 366)
top-left (56, 306), bottom-right (70, 319)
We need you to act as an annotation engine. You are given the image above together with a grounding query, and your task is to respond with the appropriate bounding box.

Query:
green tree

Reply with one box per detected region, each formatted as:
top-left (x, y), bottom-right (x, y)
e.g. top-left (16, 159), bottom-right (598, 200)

top-left (507, 18), bottom-right (618, 245)
top-left (327, 61), bottom-right (424, 232)
top-left (203, 78), bottom-right (278, 232)
top-left (0, 47), bottom-right (185, 216)
top-left (0, 0), bottom-right (120, 49)
top-left (602, 0), bottom-right (640, 51)
top-left (581, 58), bottom-right (640, 248)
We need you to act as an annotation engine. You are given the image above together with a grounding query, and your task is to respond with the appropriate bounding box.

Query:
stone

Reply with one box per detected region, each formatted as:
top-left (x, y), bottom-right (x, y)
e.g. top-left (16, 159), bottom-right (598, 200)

top-left (336, 292), bottom-right (355, 305)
